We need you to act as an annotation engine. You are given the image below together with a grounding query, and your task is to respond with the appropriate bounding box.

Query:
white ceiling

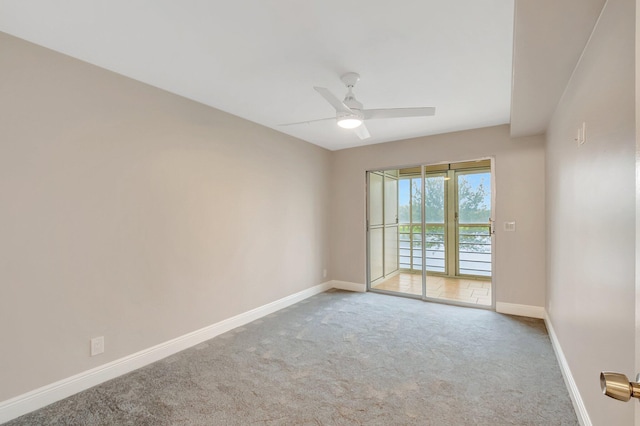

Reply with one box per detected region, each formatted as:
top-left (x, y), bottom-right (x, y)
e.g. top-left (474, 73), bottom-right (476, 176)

top-left (0, 1), bottom-right (607, 150)
top-left (0, 0), bottom-right (516, 151)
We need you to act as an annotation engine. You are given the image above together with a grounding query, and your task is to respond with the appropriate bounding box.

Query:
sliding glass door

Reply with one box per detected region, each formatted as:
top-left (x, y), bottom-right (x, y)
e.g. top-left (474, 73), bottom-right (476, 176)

top-left (367, 160), bottom-right (494, 308)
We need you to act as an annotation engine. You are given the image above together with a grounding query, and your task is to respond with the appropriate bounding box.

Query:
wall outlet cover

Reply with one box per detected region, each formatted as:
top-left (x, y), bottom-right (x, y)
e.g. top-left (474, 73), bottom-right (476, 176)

top-left (90, 336), bottom-right (104, 356)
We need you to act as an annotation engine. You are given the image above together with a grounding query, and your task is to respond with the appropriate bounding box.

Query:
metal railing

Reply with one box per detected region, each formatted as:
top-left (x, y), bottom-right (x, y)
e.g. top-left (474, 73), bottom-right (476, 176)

top-left (458, 224), bottom-right (491, 277)
top-left (398, 222), bottom-right (491, 277)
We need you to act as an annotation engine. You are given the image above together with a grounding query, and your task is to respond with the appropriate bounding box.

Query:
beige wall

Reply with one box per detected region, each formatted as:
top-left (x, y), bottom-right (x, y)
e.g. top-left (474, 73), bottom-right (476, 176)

top-left (545, 0), bottom-right (636, 424)
top-left (0, 33), bottom-right (331, 401)
top-left (7, 4), bottom-right (634, 419)
top-left (330, 125), bottom-right (546, 307)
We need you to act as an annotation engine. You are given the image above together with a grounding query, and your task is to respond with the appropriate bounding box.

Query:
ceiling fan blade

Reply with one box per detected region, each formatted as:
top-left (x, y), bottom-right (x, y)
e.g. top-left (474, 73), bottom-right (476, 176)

top-left (354, 123), bottom-right (371, 140)
top-left (279, 117), bottom-right (335, 126)
top-left (363, 107), bottom-right (436, 120)
top-left (314, 87), bottom-right (352, 114)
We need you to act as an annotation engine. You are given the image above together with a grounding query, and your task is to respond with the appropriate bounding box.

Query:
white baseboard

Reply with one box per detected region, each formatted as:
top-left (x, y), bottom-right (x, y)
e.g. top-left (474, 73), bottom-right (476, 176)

top-left (544, 311), bottom-right (591, 426)
top-left (330, 280), bottom-right (366, 292)
top-left (495, 302), bottom-right (545, 319)
top-left (0, 281), bottom-right (333, 424)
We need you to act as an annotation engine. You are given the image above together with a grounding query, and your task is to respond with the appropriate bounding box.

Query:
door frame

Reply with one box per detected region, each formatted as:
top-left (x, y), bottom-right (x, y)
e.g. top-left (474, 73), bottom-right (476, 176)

top-left (365, 156), bottom-right (497, 310)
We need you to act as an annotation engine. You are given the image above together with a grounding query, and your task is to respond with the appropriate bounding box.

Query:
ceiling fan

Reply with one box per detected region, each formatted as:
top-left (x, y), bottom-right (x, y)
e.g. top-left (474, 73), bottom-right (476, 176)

top-left (281, 72), bottom-right (436, 140)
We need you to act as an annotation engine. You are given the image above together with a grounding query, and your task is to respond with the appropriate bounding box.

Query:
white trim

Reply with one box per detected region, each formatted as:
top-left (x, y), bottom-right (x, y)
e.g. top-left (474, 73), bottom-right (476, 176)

top-left (545, 311), bottom-right (592, 426)
top-left (330, 280), bottom-right (366, 292)
top-left (0, 281), bottom-right (333, 424)
top-left (495, 302), bottom-right (545, 319)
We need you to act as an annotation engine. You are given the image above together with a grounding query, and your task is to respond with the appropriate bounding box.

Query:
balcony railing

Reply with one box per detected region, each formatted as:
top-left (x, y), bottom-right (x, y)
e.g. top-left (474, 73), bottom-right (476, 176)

top-left (458, 224), bottom-right (491, 276)
top-left (399, 223), bottom-right (491, 277)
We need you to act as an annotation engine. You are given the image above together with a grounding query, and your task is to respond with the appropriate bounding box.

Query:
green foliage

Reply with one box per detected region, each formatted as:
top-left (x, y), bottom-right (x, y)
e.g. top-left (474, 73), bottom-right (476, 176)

top-left (400, 174), bottom-right (490, 224)
top-left (425, 177), bottom-right (444, 223)
top-left (399, 173), bottom-right (491, 254)
top-left (458, 175), bottom-right (491, 223)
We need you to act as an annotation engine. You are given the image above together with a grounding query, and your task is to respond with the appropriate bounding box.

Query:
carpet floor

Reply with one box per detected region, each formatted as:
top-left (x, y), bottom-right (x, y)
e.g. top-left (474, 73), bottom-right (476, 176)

top-left (5, 290), bottom-right (578, 425)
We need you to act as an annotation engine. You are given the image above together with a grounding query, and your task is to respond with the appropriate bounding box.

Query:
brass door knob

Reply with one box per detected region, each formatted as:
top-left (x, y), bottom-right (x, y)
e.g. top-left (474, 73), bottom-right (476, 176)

top-left (600, 372), bottom-right (640, 402)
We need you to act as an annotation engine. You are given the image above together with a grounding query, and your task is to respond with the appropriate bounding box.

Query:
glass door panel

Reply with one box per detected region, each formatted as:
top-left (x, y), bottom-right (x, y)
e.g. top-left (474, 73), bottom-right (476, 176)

top-left (368, 169), bottom-right (422, 296)
top-left (385, 226), bottom-right (398, 274)
top-left (456, 171), bottom-right (492, 277)
top-left (368, 170), bottom-right (409, 293)
top-left (388, 173), bottom-right (423, 296)
top-left (398, 178), bottom-right (412, 270)
top-left (384, 173), bottom-right (399, 275)
top-left (369, 228), bottom-right (384, 281)
top-left (368, 172), bottom-right (384, 283)
top-left (398, 177), bottom-right (424, 273)
top-left (369, 173), bottom-right (383, 227)
top-left (424, 174), bottom-right (446, 274)
top-left (384, 175), bottom-right (398, 225)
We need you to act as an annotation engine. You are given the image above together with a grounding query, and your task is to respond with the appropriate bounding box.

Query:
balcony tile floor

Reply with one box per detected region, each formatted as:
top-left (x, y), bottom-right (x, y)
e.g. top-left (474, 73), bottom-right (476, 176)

top-left (372, 273), bottom-right (492, 306)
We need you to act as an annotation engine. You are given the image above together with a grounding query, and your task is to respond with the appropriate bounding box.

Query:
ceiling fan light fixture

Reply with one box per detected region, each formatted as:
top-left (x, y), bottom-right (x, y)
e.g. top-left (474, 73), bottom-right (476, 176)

top-left (284, 73), bottom-right (435, 140)
top-left (337, 117), bottom-right (363, 129)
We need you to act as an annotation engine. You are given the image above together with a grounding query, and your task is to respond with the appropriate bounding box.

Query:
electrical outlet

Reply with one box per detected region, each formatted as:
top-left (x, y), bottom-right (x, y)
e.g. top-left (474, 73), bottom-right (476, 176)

top-left (90, 336), bottom-right (104, 356)
top-left (323, 269), bottom-right (327, 278)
